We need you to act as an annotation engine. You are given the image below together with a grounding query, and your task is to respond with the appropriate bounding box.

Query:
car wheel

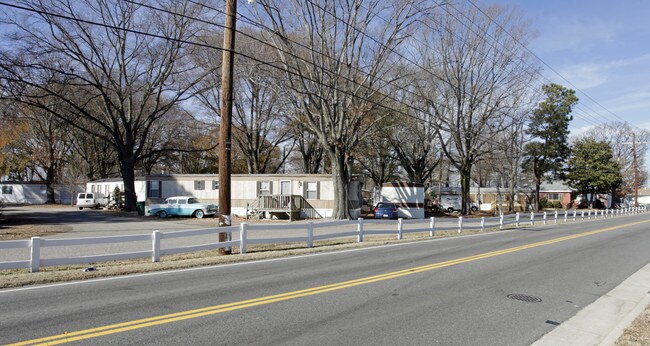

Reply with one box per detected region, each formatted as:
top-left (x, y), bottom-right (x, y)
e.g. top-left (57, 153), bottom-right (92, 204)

top-left (447, 207), bottom-right (454, 213)
top-left (78, 207), bottom-right (83, 210)
top-left (471, 206), bottom-right (478, 212)
top-left (158, 210), bottom-right (167, 219)
top-left (194, 210), bottom-right (204, 219)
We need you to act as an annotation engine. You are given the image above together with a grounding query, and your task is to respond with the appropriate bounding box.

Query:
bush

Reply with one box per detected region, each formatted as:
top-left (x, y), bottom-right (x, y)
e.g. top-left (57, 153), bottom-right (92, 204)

top-left (539, 197), bottom-right (548, 209)
top-left (553, 201), bottom-right (563, 209)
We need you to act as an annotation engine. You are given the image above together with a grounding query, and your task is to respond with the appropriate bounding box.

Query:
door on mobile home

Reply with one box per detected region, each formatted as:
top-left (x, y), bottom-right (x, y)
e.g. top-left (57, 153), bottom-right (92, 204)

top-left (280, 180), bottom-right (291, 195)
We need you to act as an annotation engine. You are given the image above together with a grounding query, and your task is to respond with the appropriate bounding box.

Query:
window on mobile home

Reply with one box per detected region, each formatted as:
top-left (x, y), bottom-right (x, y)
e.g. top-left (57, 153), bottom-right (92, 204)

top-left (305, 182), bottom-right (319, 199)
top-left (259, 181), bottom-right (272, 195)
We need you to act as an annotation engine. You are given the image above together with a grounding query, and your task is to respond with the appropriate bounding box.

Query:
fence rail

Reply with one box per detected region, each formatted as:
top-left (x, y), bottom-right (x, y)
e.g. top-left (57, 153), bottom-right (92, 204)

top-left (1, 207), bottom-right (646, 272)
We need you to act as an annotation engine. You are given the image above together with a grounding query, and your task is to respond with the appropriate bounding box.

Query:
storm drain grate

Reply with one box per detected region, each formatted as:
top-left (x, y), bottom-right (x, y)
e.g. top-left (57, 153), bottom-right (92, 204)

top-left (507, 294), bottom-right (542, 303)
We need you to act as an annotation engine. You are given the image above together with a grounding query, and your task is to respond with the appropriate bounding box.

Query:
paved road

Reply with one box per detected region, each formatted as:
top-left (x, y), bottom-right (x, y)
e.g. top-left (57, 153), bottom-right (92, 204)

top-left (1, 213), bottom-right (648, 345)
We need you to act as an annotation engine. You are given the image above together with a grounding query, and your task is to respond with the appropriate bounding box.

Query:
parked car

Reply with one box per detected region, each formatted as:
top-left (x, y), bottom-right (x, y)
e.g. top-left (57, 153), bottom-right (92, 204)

top-left (76, 192), bottom-right (109, 210)
top-left (374, 202), bottom-right (399, 219)
top-left (439, 195), bottom-right (478, 212)
top-left (147, 196), bottom-right (218, 219)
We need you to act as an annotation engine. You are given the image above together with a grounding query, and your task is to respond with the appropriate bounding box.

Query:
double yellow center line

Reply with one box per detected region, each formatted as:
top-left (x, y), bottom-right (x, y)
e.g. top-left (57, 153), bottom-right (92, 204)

top-left (11, 219), bottom-right (647, 345)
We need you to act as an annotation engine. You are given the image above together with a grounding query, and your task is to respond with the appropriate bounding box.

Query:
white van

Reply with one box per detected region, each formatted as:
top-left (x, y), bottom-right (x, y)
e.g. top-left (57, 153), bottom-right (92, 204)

top-left (440, 195), bottom-right (478, 213)
top-left (76, 192), bottom-right (109, 210)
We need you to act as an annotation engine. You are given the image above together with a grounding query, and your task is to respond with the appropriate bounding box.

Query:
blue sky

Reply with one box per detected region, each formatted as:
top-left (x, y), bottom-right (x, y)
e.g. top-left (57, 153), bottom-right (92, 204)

top-left (490, 0), bottom-right (650, 183)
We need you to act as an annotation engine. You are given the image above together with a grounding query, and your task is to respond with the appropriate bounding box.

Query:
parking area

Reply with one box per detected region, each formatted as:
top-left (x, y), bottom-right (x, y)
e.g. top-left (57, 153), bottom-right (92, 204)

top-left (0, 205), bottom-right (218, 239)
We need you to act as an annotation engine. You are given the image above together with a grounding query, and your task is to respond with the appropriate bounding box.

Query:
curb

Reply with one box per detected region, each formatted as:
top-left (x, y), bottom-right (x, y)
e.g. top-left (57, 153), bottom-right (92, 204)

top-left (533, 263), bottom-right (650, 345)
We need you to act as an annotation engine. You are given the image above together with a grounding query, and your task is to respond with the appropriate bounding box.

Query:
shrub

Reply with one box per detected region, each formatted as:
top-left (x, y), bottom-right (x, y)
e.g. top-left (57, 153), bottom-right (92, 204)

top-left (539, 197), bottom-right (548, 209)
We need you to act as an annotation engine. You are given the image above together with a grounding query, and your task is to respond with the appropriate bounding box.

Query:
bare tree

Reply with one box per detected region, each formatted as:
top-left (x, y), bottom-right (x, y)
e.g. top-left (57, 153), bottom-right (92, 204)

top-left (253, 0), bottom-right (426, 218)
top-left (67, 120), bottom-right (119, 180)
top-left (0, 0), bottom-right (213, 211)
top-left (290, 119), bottom-right (325, 174)
top-left (14, 101), bottom-right (71, 203)
top-left (355, 134), bottom-right (401, 188)
top-left (418, 3), bottom-right (538, 214)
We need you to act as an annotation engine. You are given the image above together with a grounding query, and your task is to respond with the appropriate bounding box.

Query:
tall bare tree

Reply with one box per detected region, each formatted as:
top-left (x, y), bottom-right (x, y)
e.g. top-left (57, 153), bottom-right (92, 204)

top-left (0, 0), bottom-right (213, 211)
top-left (418, 3), bottom-right (538, 214)
top-left (253, 0), bottom-right (426, 218)
top-left (14, 101), bottom-right (71, 203)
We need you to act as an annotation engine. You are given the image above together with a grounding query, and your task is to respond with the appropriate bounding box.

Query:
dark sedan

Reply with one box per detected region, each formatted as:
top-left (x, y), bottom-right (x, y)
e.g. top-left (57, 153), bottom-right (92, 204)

top-left (374, 202), bottom-right (399, 219)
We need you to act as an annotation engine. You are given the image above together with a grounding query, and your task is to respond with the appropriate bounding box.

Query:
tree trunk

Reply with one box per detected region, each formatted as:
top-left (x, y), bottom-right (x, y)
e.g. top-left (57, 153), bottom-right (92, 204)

top-left (121, 160), bottom-right (137, 212)
top-left (460, 162), bottom-right (472, 215)
top-left (534, 178), bottom-right (542, 212)
top-left (45, 165), bottom-right (56, 204)
top-left (329, 148), bottom-right (350, 219)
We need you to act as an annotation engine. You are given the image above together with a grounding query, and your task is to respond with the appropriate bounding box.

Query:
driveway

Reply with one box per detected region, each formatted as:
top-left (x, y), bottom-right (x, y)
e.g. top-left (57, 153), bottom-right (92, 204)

top-left (0, 205), bottom-right (218, 238)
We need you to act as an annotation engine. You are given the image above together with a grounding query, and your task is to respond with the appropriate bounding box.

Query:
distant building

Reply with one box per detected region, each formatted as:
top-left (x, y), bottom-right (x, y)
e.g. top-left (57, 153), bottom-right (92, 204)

top-left (0, 181), bottom-right (84, 205)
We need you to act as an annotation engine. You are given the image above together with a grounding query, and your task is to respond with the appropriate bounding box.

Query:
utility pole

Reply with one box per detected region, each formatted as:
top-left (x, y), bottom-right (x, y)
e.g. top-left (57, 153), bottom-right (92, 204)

top-left (218, 0), bottom-right (237, 255)
top-left (632, 132), bottom-right (639, 208)
top-left (624, 132), bottom-right (647, 208)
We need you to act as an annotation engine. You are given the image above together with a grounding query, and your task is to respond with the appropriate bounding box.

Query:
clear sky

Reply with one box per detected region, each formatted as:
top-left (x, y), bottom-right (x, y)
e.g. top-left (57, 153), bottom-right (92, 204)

top-left (488, 0), bottom-right (650, 184)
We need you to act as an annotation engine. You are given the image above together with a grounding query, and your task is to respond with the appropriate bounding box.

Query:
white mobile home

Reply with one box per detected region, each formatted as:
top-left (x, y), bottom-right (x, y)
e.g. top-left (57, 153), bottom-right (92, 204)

top-left (87, 174), bottom-right (365, 219)
top-left (0, 181), bottom-right (83, 205)
top-left (379, 182), bottom-right (425, 219)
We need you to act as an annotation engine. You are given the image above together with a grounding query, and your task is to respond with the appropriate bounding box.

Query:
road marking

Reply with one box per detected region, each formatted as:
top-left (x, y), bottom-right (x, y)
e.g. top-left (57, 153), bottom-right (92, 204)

top-left (9, 219), bottom-right (647, 345)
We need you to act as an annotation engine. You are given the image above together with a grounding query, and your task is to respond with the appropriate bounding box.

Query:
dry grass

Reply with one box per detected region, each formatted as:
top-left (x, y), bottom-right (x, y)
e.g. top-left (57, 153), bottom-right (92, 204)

top-left (0, 224), bottom-right (71, 240)
top-left (615, 303), bottom-right (650, 346)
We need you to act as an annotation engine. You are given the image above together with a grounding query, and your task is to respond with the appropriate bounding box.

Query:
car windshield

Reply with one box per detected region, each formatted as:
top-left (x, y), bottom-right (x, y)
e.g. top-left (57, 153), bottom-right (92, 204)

top-left (377, 203), bottom-right (395, 208)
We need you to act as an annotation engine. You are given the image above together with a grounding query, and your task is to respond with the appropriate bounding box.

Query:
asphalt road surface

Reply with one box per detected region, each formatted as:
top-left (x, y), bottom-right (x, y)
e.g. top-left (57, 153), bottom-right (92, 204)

top-left (1, 213), bottom-right (649, 345)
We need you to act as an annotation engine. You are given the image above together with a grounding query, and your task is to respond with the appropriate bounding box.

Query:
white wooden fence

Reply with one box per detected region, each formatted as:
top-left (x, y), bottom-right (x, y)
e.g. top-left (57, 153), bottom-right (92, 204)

top-left (0, 207), bottom-right (646, 272)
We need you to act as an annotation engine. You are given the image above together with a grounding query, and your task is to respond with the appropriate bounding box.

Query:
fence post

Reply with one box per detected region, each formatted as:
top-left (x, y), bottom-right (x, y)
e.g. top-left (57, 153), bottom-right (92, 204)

top-left (515, 213), bottom-right (520, 228)
top-left (397, 218), bottom-right (403, 240)
top-left (458, 216), bottom-right (463, 234)
top-left (564, 210), bottom-right (568, 222)
top-left (530, 212), bottom-right (535, 225)
top-left (30, 236), bottom-right (41, 273)
top-left (430, 217), bottom-right (436, 237)
top-left (152, 231), bottom-right (161, 263)
top-left (554, 210), bottom-right (558, 224)
top-left (307, 222), bottom-right (314, 248)
top-left (573, 210), bottom-right (577, 221)
top-left (357, 218), bottom-right (364, 243)
top-left (588, 210), bottom-right (592, 219)
top-left (499, 213), bottom-right (504, 229)
top-left (543, 212), bottom-right (547, 225)
top-left (581, 210), bottom-right (585, 220)
top-left (481, 217), bottom-right (485, 232)
top-left (240, 223), bottom-right (248, 254)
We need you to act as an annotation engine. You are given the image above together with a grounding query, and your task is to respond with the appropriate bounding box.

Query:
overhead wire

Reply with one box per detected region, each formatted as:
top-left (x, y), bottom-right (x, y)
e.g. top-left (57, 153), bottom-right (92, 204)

top-left (0, 0), bottom-right (624, 156)
top-left (439, 0), bottom-right (605, 130)
top-left (0, 0), bottom-right (472, 152)
top-left (464, 0), bottom-right (639, 131)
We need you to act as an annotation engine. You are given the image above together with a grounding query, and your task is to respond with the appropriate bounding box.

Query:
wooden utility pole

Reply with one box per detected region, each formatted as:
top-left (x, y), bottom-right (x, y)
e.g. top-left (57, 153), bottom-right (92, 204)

top-left (632, 132), bottom-right (639, 208)
top-left (218, 0), bottom-right (237, 255)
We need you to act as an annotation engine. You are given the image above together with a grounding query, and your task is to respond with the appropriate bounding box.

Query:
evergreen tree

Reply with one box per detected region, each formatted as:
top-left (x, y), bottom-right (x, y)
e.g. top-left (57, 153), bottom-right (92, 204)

top-left (523, 83), bottom-right (578, 211)
top-left (566, 138), bottom-right (622, 207)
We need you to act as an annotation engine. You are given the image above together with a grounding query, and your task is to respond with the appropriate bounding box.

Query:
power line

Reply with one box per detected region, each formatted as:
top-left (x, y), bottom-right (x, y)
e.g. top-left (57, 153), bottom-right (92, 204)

top-left (0, 0), bottom-right (595, 157)
top-left (464, 0), bottom-right (637, 130)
